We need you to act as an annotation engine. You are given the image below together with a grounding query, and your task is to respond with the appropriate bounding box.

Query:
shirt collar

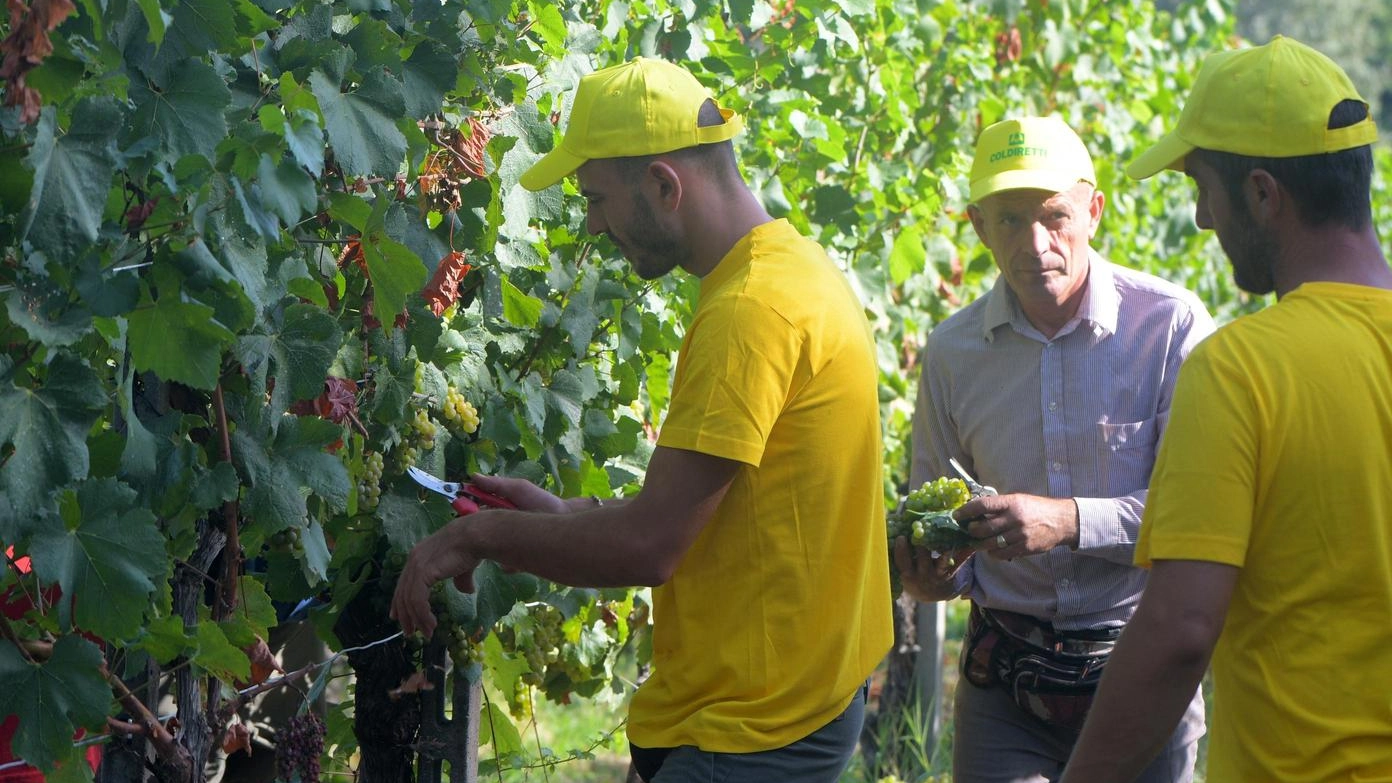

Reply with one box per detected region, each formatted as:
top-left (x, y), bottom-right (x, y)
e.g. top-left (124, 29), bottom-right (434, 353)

top-left (980, 250), bottom-right (1117, 342)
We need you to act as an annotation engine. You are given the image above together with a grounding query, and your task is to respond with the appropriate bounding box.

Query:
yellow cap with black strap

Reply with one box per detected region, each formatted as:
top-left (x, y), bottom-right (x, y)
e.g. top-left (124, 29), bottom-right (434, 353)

top-left (1128, 35), bottom-right (1378, 179)
top-left (520, 57), bottom-right (744, 191)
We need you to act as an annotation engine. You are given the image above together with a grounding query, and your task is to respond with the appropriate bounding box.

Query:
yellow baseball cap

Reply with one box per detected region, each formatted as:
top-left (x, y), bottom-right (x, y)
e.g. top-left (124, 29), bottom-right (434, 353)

top-left (520, 57), bottom-right (744, 191)
top-left (1128, 35), bottom-right (1378, 179)
top-left (968, 116), bottom-right (1096, 203)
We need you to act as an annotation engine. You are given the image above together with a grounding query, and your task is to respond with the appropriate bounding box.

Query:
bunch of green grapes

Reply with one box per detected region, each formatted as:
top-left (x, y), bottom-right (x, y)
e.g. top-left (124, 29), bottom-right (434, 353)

top-left (440, 386), bottom-right (480, 434)
top-left (904, 476), bottom-right (972, 513)
top-left (359, 451), bottom-right (384, 509)
top-left (411, 407), bottom-right (437, 451)
top-left (886, 477), bottom-right (976, 594)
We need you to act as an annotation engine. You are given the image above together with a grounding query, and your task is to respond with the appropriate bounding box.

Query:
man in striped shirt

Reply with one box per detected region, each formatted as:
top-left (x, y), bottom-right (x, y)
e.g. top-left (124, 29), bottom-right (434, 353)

top-left (893, 116), bottom-right (1215, 783)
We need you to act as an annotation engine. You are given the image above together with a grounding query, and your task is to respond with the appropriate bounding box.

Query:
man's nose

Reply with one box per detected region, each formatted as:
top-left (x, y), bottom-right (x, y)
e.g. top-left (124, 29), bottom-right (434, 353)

top-left (1028, 221), bottom-right (1052, 255)
top-left (586, 207), bottom-right (607, 236)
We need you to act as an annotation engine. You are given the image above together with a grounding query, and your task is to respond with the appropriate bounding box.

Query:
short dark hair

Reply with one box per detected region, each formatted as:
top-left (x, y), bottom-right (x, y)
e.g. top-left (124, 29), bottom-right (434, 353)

top-left (613, 99), bottom-right (740, 184)
top-left (1190, 99), bottom-right (1373, 230)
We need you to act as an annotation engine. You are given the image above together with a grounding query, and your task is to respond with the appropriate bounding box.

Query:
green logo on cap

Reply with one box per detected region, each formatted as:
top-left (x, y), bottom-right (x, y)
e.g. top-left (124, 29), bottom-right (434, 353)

top-left (990, 131), bottom-right (1048, 163)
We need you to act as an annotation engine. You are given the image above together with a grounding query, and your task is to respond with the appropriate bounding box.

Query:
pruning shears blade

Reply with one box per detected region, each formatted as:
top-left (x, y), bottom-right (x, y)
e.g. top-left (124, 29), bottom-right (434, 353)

top-left (948, 457), bottom-right (998, 497)
top-left (406, 465), bottom-right (457, 499)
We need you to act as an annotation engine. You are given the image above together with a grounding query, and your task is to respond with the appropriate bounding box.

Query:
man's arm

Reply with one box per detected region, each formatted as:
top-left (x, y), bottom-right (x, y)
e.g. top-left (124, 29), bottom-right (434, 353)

top-left (1060, 559), bottom-right (1237, 783)
top-left (391, 445), bottom-right (740, 638)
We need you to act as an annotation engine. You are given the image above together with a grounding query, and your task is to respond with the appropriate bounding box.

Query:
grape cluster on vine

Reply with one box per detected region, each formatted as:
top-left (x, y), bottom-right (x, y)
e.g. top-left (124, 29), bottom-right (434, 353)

top-left (274, 712), bottom-right (325, 783)
top-left (359, 451), bottom-right (384, 509)
top-left (441, 386), bottom-right (479, 433)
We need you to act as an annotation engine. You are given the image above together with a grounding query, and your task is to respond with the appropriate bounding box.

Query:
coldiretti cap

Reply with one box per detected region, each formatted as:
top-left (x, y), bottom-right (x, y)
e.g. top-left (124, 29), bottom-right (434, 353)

top-left (520, 57), bottom-right (744, 191)
top-left (969, 116), bottom-right (1096, 203)
top-left (1128, 35), bottom-right (1378, 179)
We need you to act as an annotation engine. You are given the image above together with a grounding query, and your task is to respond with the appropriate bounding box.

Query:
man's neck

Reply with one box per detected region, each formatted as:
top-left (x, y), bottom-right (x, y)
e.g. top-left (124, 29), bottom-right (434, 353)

top-left (682, 185), bottom-right (774, 278)
top-left (1274, 225), bottom-right (1392, 298)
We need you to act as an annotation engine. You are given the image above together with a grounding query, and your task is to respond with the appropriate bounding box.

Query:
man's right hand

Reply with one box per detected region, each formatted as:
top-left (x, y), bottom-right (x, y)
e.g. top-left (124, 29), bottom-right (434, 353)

top-left (469, 474), bottom-right (568, 514)
top-left (892, 536), bottom-right (973, 602)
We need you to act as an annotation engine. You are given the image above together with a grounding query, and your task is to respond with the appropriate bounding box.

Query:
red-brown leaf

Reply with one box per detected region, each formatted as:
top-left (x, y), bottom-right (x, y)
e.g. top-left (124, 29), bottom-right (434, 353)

top-left (388, 670), bottom-right (435, 700)
top-left (422, 251), bottom-right (471, 317)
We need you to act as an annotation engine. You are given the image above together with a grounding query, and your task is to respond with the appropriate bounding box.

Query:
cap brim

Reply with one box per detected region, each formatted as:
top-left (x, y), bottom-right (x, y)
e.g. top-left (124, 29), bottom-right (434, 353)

top-left (969, 170), bottom-right (1091, 203)
top-left (520, 146), bottom-right (588, 191)
top-left (1127, 132), bottom-right (1194, 180)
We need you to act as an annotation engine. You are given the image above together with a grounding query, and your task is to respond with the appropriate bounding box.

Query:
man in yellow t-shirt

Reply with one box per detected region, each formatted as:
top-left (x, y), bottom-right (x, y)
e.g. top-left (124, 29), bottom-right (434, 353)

top-left (391, 57), bottom-right (892, 782)
top-left (1063, 36), bottom-right (1392, 782)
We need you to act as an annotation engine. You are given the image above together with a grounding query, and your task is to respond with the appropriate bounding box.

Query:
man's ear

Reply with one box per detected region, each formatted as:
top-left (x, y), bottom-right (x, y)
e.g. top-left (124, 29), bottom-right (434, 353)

top-left (1243, 169), bottom-right (1283, 224)
top-left (645, 160), bottom-right (683, 212)
top-left (967, 204), bottom-right (988, 245)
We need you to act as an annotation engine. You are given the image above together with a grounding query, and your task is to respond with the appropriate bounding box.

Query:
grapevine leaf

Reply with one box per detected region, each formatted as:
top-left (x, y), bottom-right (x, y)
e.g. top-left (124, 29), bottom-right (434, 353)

top-left (478, 699), bottom-right (524, 755)
top-left (127, 297), bottom-right (236, 390)
top-left (232, 415), bottom-right (350, 534)
top-left (377, 487), bottom-right (450, 552)
top-left (218, 576), bottom-right (278, 648)
top-left (28, 479), bottom-right (166, 640)
top-left (300, 521), bottom-right (331, 583)
top-left (558, 283), bottom-right (599, 359)
top-left (4, 276), bottom-right (92, 347)
top-left (21, 101), bottom-right (120, 259)
top-left (401, 39), bottom-right (455, 117)
top-left (254, 153), bottom-right (317, 229)
top-left (134, 0), bottom-right (170, 45)
top-left (138, 614), bottom-right (193, 662)
top-left (889, 222), bottom-right (927, 285)
top-left (0, 353), bottom-right (104, 528)
top-left (0, 635), bottom-right (109, 771)
top-left (470, 562), bottom-right (538, 633)
top-left (238, 303), bottom-right (343, 420)
top-left (117, 360), bottom-right (158, 480)
top-left (360, 234), bottom-right (427, 323)
top-left (194, 621), bottom-right (251, 682)
top-left (129, 59), bottom-right (231, 161)
top-left (285, 108), bottom-right (326, 177)
top-left (310, 68), bottom-right (407, 177)
top-left (500, 278), bottom-right (542, 327)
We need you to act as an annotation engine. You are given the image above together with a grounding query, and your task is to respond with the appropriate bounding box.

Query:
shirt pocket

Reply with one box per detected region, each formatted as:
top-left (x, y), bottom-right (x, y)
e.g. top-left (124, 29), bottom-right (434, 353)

top-left (1097, 418), bottom-right (1158, 495)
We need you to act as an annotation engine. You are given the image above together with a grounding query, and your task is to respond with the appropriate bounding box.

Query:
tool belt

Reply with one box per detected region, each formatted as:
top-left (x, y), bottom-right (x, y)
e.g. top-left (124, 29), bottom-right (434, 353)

top-left (961, 602), bottom-right (1119, 733)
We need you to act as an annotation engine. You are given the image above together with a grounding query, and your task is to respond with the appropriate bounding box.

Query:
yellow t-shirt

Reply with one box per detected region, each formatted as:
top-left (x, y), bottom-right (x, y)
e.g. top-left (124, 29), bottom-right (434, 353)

top-left (627, 219), bottom-right (893, 752)
top-left (1138, 282), bottom-right (1392, 781)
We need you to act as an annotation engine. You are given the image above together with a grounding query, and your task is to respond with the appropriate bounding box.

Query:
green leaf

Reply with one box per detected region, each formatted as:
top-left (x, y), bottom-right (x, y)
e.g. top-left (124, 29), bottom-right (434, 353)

top-left (138, 614), bottom-right (193, 662)
top-left (117, 360), bottom-right (158, 480)
top-left (4, 276), bottom-right (92, 347)
top-left (238, 303), bottom-right (342, 420)
top-left (529, 2), bottom-right (567, 54)
top-left (28, 479), bottom-right (167, 640)
top-left (0, 353), bottom-right (105, 527)
top-left (360, 234), bottom-right (427, 323)
top-left (310, 68), bottom-right (407, 177)
top-left (129, 60), bottom-right (231, 161)
top-left (21, 101), bottom-right (120, 259)
top-left (194, 621), bottom-right (251, 682)
top-left (402, 40), bottom-right (456, 118)
top-left (0, 635), bottom-right (109, 771)
top-left (135, 0), bottom-right (171, 44)
top-left (378, 486), bottom-right (451, 552)
top-left (500, 278), bottom-right (542, 327)
top-left (127, 297), bottom-right (236, 390)
top-left (889, 222), bottom-right (927, 285)
top-left (255, 154), bottom-right (318, 228)
top-left (232, 415), bottom-right (350, 534)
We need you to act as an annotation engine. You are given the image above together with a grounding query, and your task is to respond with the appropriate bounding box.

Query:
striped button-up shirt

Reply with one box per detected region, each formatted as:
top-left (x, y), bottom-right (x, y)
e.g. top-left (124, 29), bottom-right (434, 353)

top-left (912, 253), bottom-right (1215, 630)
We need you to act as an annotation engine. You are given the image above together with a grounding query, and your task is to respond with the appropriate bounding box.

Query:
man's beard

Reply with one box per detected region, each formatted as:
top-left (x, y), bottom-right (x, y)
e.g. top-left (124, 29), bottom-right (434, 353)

top-left (622, 191), bottom-right (689, 280)
top-left (1222, 208), bottom-right (1279, 296)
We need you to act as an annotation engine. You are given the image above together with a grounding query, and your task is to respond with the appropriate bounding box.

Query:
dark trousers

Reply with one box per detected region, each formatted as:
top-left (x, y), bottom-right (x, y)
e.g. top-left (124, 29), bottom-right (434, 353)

top-left (631, 683), bottom-right (867, 783)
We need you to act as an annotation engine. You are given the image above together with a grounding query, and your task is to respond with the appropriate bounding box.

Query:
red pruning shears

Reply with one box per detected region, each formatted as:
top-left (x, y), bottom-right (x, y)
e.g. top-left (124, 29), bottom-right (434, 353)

top-left (406, 466), bottom-right (517, 516)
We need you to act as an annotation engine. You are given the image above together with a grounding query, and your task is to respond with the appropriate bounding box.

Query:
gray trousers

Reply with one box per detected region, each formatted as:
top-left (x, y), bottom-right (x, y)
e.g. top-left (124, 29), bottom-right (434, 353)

top-left (633, 683), bottom-right (867, 783)
top-left (952, 678), bottom-right (1204, 783)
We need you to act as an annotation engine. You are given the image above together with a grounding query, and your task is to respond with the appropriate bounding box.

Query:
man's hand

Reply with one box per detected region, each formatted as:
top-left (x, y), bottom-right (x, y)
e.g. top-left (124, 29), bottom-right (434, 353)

top-left (957, 493), bottom-right (1079, 560)
top-left (469, 473), bottom-right (568, 513)
top-left (389, 516), bottom-right (489, 639)
top-left (893, 536), bottom-right (973, 602)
